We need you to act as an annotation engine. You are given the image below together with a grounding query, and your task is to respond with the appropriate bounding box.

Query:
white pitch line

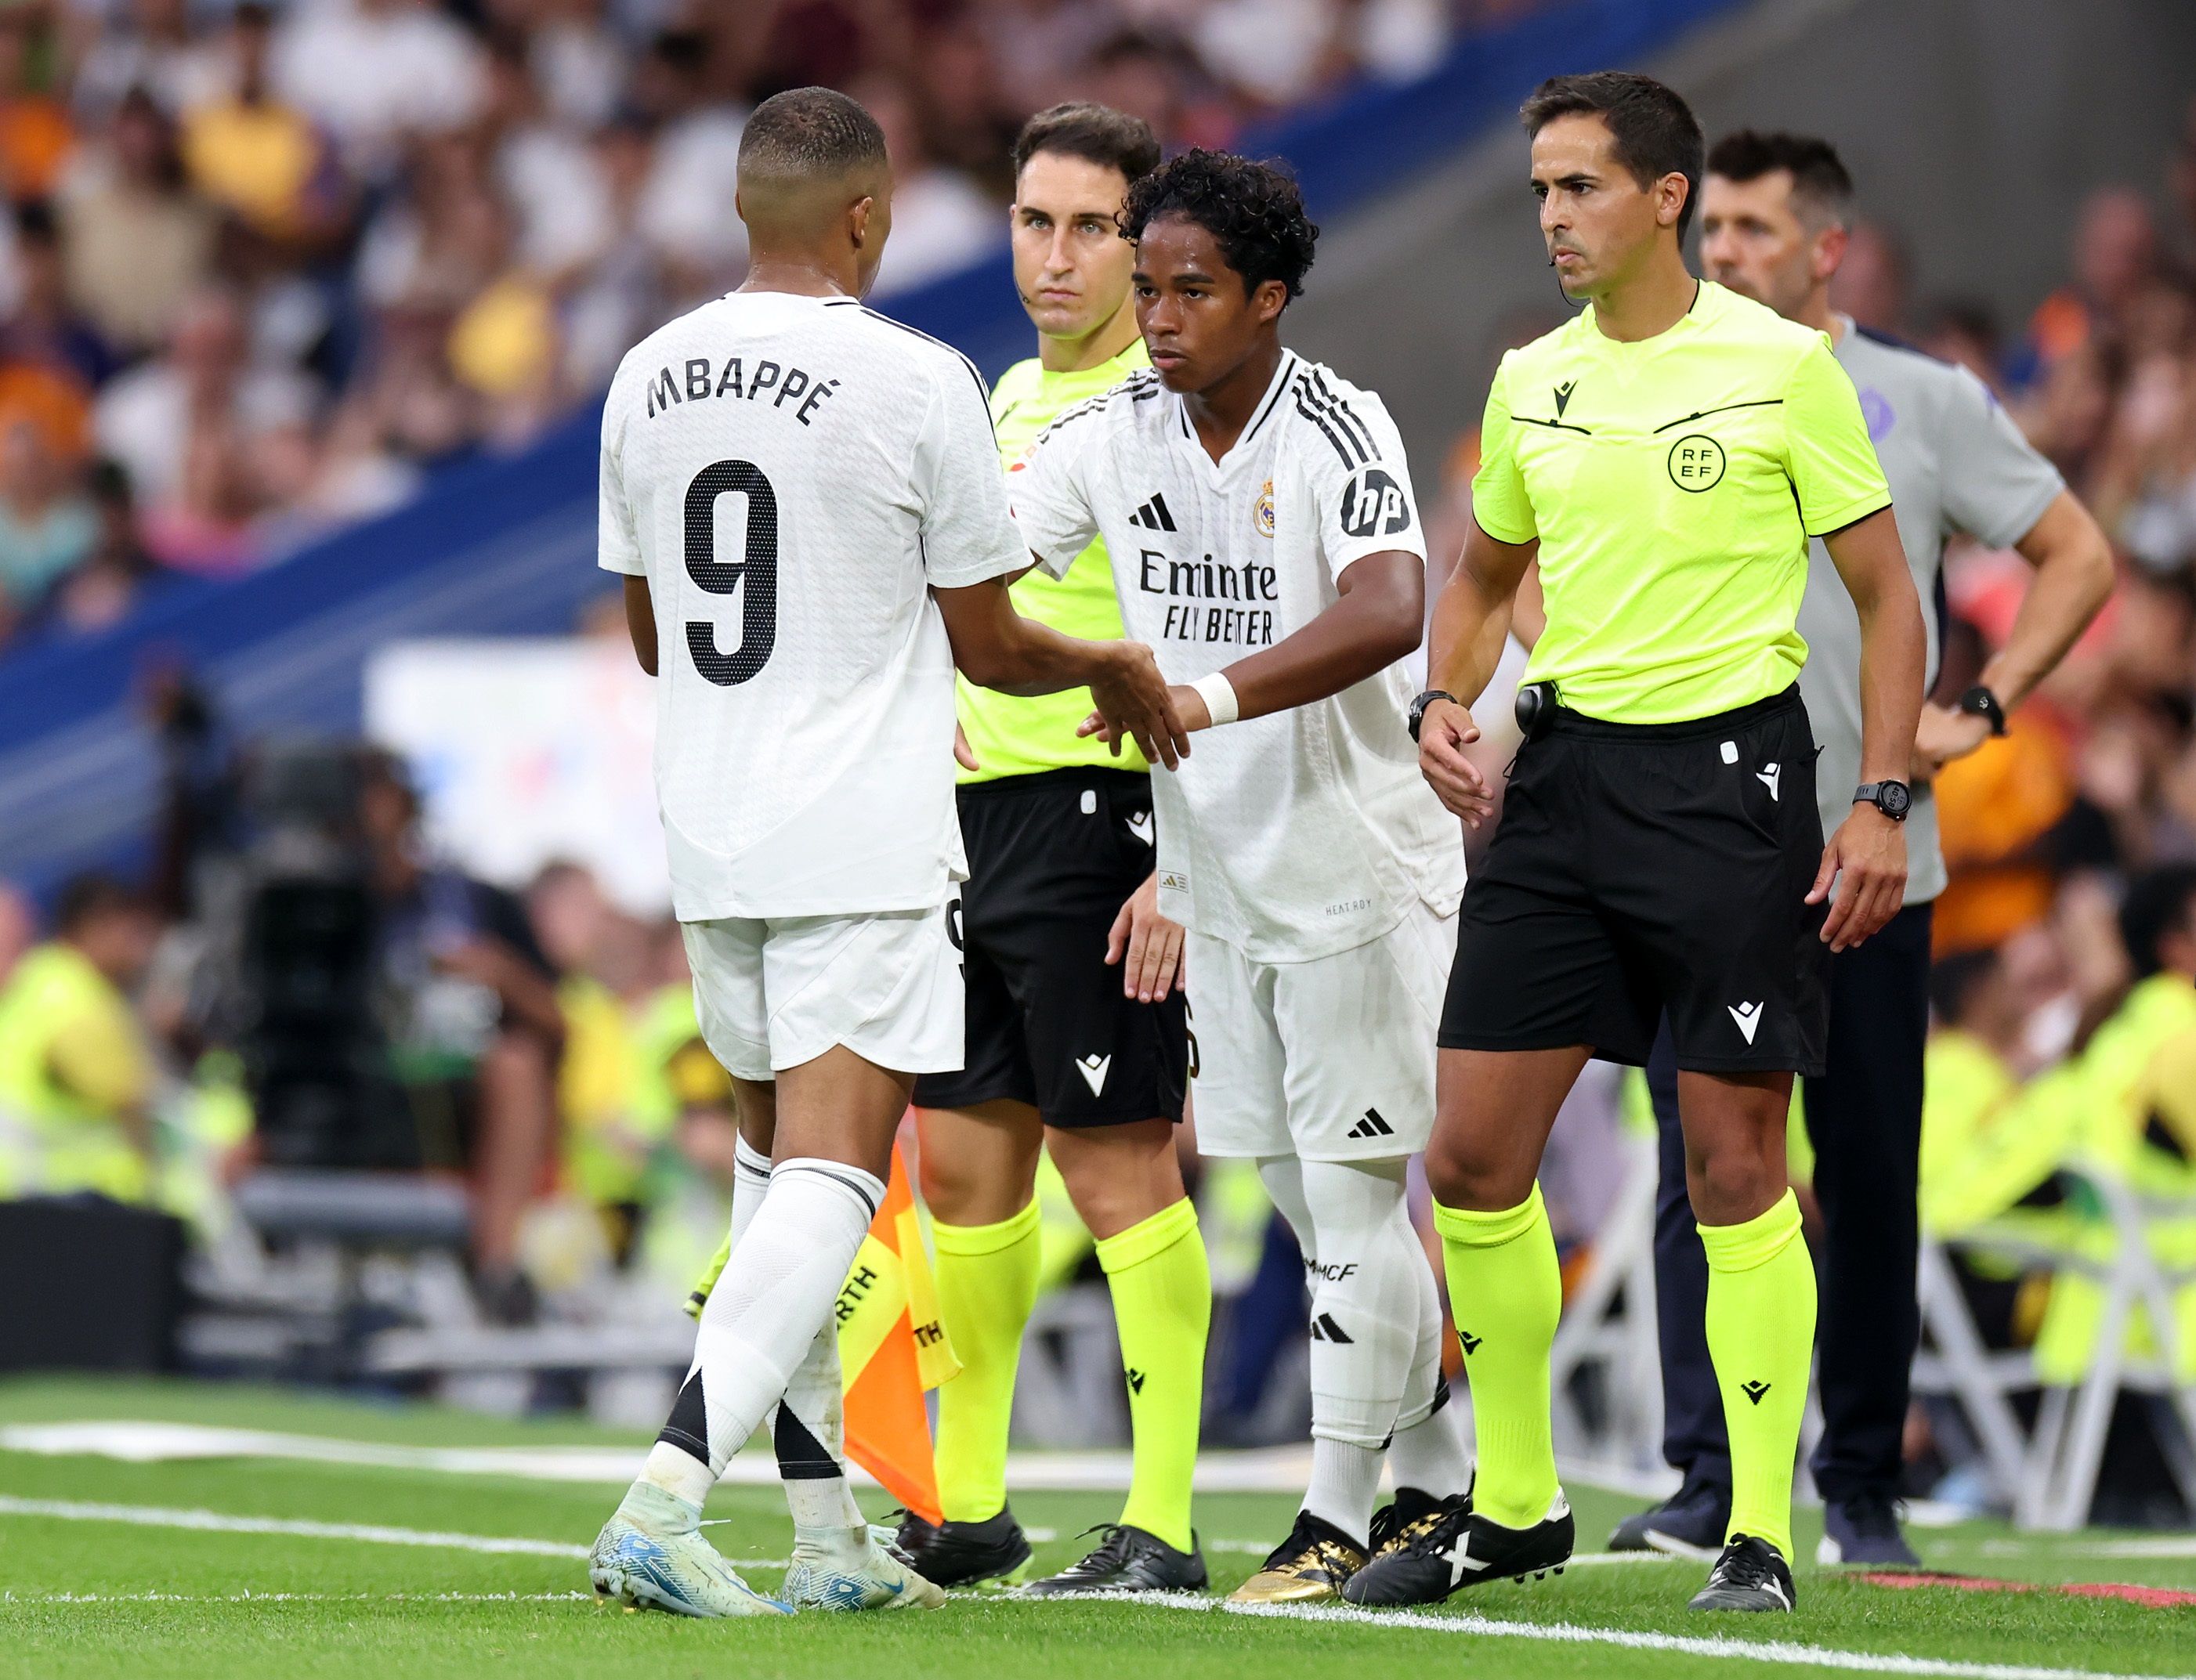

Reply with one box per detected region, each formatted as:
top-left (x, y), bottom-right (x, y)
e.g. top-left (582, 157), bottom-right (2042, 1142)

top-left (0, 1496), bottom-right (599, 1562)
top-left (6, 1591), bottom-right (598, 1604)
top-left (983, 1591), bottom-right (2191, 1680)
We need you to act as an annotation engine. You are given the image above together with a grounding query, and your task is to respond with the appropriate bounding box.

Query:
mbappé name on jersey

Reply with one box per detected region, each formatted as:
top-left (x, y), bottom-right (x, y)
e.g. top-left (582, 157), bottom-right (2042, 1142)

top-left (599, 291), bottom-right (1026, 923)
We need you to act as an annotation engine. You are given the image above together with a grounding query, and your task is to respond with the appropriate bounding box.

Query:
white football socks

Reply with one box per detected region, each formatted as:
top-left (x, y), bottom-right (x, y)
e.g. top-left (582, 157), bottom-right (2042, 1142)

top-left (640, 1158), bottom-right (885, 1512)
top-left (1259, 1154), bottom-right (1429, 1548)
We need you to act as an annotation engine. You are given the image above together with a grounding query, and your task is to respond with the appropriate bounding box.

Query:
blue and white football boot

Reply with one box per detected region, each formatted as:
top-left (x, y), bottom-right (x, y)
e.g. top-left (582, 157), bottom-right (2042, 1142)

top-left (589, 1483), bottom-right (791, 1618)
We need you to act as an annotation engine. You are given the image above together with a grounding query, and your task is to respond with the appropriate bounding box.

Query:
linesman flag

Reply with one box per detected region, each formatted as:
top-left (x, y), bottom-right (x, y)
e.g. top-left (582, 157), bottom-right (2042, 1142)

top-left (682, 1140), bottom-right (959, 1525)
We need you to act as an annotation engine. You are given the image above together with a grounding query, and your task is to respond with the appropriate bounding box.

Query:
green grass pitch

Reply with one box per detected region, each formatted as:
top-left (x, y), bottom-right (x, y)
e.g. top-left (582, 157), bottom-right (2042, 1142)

top-left (0, 1378), bottom-right (2191, 1680)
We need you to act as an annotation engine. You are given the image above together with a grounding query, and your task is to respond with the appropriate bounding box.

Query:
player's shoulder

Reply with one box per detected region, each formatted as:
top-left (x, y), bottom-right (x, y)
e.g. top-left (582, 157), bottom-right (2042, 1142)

top-left (1701, 282), bottom-right (1832, 370)
top-left (827, 299), bottom-right (993, 407)
top-left (1840, 323), bottom-right (1997, 413)
top-left (1029, 367), bottom-right (1161, 446)
top-left (1492, 309), bottom-right (1598, 385)
top-left (1282, 353), bottom-right (1400, 465)
top-left (990, 356), bottom-right (1045, 407)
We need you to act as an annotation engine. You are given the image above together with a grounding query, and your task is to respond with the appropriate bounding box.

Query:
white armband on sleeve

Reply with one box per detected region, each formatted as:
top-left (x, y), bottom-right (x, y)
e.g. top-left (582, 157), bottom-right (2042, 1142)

top-left (1191, 670), bottom-right (1240, 727)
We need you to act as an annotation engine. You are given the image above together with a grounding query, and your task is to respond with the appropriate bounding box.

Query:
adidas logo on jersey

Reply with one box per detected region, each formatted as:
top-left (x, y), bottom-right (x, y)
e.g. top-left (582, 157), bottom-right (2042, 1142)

top-left (1308, 1313), bottom-right (1355, 1344)
top-left (1727, 1001), bottom-right (1763, 1044)
top-left (1345, 1107), bottom-right (1395, 1140)
top-left (1075, 1053), bottom-right (1112, 1096)
top-left (1128, 492), bottom-right (1178, 531)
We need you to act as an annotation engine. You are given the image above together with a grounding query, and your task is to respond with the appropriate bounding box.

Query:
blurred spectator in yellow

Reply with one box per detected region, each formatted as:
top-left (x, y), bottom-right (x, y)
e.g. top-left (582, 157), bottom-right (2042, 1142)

top-left (0, 873), bottom-right (161, 1203)
top-left (527, 861), bottom-right (735, 1267)
top-left (58, 87), bottom-right (215, 356)
top-left (181, 3), bottom-right (345, 247)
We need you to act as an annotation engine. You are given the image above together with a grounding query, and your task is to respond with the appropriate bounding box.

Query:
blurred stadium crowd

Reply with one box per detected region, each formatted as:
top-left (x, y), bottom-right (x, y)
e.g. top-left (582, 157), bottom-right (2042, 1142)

top-left (0, 0), bottom-right (1500, 656)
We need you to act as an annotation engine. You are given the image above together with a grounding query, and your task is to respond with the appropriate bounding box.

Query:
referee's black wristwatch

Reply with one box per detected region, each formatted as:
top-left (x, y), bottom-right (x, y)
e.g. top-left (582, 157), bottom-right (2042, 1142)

top-left (1408, 689), bottom-right (1455, 742)
top-left (1958, 685), bottom-right (2009, 737)
top-left (1854, 780), bottom-right (1912, 822)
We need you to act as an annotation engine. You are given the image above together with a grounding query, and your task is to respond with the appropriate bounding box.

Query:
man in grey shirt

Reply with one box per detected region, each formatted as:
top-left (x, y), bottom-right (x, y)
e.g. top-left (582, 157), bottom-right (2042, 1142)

top-left (1607, 132), bottom-right (2115, 1566)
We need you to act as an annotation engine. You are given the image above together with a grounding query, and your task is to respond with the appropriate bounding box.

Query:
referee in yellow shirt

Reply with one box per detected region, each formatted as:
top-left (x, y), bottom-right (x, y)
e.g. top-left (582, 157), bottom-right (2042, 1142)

top-left (1348, 73), bottom-right (1924, 1614)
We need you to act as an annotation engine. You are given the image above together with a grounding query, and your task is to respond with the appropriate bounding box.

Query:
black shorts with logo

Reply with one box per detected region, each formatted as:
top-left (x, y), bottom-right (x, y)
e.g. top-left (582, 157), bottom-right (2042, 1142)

top-left (1439, 686), bottom-right (1831, 1075)
top-left (913, 767), bottom-right (1188, 1126)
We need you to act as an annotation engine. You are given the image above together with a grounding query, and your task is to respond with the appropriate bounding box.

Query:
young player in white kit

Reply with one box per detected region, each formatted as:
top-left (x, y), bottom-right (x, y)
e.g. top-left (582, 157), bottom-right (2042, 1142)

top-left (585, 87), bottom-right (1183, 1620)
top-left (1010, 150), bottom-right (1473, 1603)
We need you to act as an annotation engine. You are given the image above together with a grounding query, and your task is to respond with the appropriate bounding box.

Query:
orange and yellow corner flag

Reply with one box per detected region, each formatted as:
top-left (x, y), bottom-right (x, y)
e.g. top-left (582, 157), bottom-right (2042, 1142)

top-left (678, 1140), bottom-right (959, 1525)
top-left (835, 1142), bottom-right (959, 1525)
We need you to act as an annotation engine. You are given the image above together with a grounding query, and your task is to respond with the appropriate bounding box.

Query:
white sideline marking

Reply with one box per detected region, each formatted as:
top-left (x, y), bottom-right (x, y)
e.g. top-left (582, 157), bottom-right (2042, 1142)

top-left (1019, 1595), bottom-right (2192, 1680)
top-left (0, 1421), bottom-right (1664, 1501)
top-left (0, 1496), bottom-right (590, 1558)
top-left (8, 1591), bottom-right (599, 1604)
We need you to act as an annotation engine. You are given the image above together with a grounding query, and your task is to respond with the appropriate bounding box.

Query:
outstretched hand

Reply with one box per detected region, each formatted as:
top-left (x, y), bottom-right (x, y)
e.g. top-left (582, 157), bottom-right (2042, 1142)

top-left (1078, 642), bottom-right (1191, 769)
top-left (1417, 697), bottom-right (1495, 827)
top-left (1808, 807), bottom-right (1908, 952)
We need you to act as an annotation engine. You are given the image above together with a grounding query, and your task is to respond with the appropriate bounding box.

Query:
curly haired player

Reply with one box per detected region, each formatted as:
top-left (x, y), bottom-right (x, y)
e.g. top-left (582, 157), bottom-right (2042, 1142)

top-left (1008, 148), bottom-right (1473, 1603)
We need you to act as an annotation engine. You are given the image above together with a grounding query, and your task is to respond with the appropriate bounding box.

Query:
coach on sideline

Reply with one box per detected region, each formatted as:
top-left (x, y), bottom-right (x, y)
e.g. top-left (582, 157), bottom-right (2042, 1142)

top-left (1609, 132), bottom-right (2115, 1568)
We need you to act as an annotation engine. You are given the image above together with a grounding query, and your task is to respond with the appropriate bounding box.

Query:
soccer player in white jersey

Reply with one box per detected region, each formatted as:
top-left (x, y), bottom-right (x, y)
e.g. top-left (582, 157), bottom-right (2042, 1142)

top-left (584, 87), bottom-right (1183, 1621)
top-left (1011, 150), bottom-right (1474, 1604)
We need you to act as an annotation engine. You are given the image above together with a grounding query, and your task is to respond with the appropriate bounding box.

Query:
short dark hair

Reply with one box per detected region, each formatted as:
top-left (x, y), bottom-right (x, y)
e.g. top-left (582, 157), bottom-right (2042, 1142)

top-left (57, 873), bottom-right (146, 935)
top-left (739, 87), bottom-right (888, 182)
top-left (1121, 149), bottom-right (1318, 301)
top-left (2120, 866), bottom-right (2196, 979)
top-left (1520, 70), bottom-right (1705, 238)
top-left (1706, 129), bottom-right (1854, 229)
top-left (1012, 103), bottom-right (1160, 188)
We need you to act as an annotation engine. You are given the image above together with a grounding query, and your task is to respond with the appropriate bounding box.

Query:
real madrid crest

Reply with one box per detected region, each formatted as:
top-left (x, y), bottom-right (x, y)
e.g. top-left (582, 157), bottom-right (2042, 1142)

top-left (1254, 479), bottom-right (1275, 537)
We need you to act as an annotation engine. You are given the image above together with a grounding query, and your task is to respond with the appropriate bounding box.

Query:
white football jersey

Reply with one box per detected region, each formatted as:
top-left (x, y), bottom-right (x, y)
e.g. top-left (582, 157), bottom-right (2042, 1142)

top-left (599, 291), bottom-right (1026, 921)
top-left (1012, 349), bottom-right (1465, 962)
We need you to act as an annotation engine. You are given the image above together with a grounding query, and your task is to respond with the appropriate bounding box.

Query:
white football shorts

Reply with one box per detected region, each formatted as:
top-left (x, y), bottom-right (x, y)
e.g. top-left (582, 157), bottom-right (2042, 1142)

top-left (682, 902), bottom-right (964, 1082)
top-left (1187, 901), bottom-right (1454, 1162)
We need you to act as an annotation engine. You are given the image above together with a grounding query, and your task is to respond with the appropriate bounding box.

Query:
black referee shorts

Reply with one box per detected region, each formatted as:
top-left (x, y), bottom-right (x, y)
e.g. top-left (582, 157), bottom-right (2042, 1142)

top-left (1439, 686), bottom-right (1831, 1075)
top-left (912, 768), bottom-right (1187, 1127)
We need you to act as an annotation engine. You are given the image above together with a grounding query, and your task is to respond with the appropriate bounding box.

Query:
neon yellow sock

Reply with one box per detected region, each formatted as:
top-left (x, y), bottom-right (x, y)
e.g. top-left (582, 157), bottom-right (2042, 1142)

top-left (931, 1200), bottom-right (1043, 1524)
top-left (1433, 1184), bottom-right (1561, 1530)
top-left (1096, 1198), bottom-right (1209, 1555)
top-left (1699, 1190), bottom-right (1815, 1564)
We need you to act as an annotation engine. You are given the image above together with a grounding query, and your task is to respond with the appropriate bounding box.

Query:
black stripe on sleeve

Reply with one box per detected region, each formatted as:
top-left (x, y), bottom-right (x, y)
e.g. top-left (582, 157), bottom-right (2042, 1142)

top-left (1292, 391), bottom-right (1358, 469)
top-left (1307, 367), bottom-right (1380, 461)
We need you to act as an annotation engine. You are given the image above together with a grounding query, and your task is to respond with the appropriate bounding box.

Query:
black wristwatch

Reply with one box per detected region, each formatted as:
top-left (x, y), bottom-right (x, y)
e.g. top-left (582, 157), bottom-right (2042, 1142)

top-left (1854, 780), bottom-right (1912, 822)
top-left (1408, 689), bottom-right (1456, 743)
top-left (1958, 685), bottom-right (2009, 737)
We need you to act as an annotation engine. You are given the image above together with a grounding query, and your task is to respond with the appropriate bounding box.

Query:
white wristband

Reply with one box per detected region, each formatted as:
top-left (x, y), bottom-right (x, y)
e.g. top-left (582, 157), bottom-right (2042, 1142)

top-left (1189, 670), bottom-right (1239, 727)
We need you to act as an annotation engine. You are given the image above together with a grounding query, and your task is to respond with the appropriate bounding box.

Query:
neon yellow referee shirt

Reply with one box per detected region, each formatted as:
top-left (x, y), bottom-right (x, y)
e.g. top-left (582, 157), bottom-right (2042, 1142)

top-left (1472, 280), bottom-right (1891, 724)
top-left (959, 341), bottom-right (1151, 782)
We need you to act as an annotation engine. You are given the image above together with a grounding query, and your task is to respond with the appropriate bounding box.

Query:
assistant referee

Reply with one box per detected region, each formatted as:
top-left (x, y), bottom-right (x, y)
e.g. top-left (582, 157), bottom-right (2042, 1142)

top-left (1358, 73), bottom-right (1924, 1616)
